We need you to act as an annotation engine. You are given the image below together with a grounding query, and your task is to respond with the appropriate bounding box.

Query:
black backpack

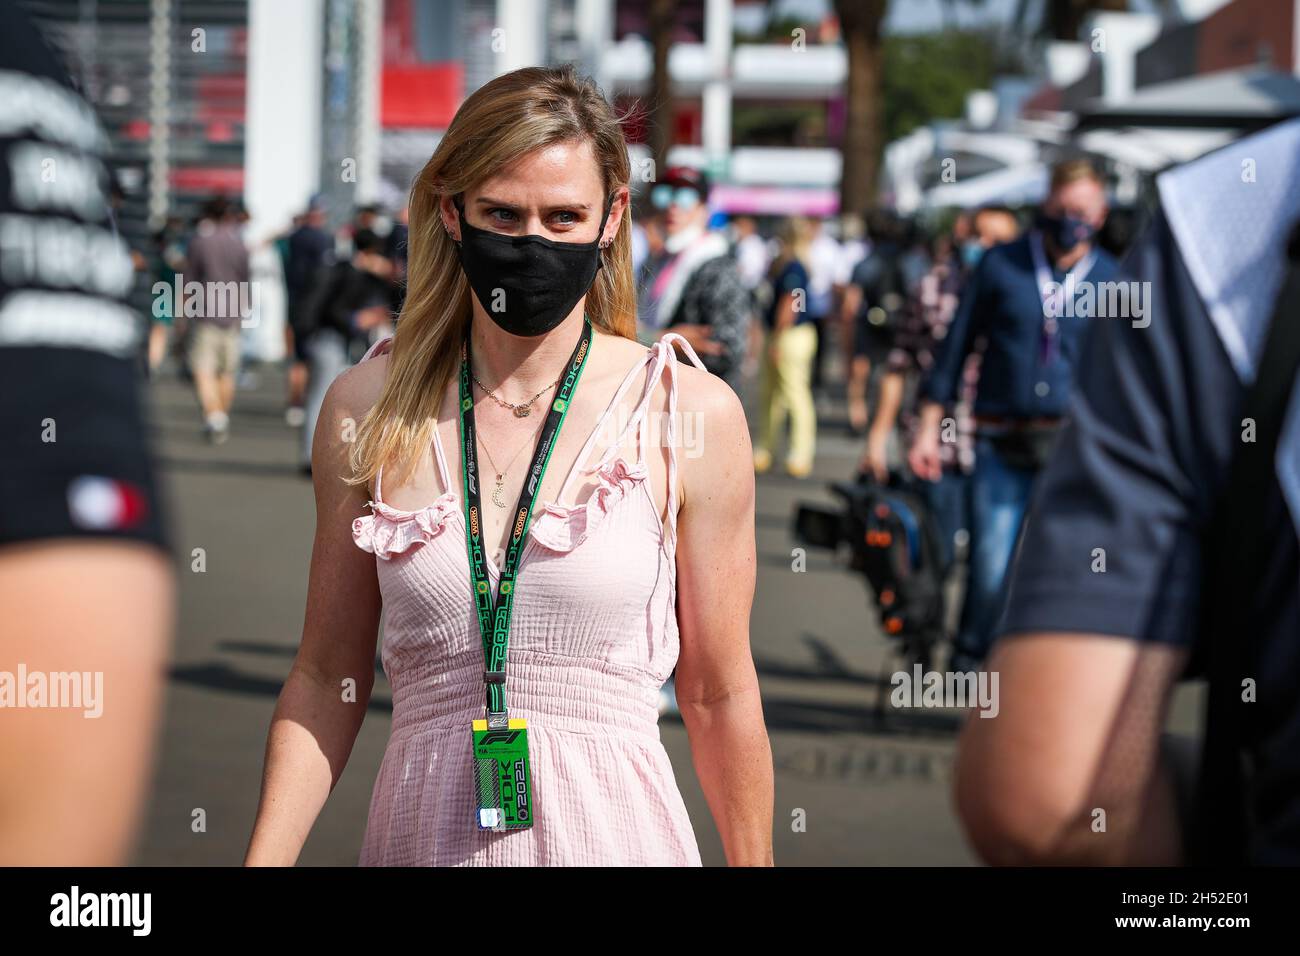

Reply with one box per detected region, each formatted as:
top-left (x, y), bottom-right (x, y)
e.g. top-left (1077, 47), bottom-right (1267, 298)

top-left (855, 246), bottom-right (910, 333)
top-left (831, 471), bottom-right (947, 665)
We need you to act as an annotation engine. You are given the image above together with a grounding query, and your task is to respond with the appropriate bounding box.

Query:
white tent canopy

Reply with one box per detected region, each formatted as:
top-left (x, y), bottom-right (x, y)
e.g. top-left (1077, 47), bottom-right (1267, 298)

top-left (922, 161), bottom-right (1049, 210)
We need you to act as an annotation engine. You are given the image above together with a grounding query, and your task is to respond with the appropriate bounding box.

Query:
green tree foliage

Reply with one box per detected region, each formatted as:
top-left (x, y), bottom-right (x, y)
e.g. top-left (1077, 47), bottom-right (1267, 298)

top-left (882, 30), bottom-right (1013, 143)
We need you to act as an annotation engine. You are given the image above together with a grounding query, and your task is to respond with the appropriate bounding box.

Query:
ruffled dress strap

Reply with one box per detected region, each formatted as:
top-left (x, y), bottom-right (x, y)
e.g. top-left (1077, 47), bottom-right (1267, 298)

top-left (648, 332), bottom-right (708, 543)
top-left (351, 334), bottom-right (460, 559)
top-left (553, 340), bottom-right (660, 505)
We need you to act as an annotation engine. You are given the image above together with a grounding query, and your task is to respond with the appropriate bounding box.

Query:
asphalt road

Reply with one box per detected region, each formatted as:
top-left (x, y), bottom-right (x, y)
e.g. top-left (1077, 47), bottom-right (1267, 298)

top-left (134, 353), bottom-right (1201, 867)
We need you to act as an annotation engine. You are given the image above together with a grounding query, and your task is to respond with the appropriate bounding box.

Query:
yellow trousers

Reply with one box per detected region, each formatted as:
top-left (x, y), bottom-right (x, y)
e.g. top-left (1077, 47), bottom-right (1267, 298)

top-left (757, 321), bottom-right (818, 469)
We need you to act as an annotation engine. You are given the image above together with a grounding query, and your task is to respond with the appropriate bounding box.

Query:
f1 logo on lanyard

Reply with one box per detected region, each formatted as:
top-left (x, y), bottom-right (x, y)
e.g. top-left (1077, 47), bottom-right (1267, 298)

top-left (1030, 229), bottom-right (1096, 367)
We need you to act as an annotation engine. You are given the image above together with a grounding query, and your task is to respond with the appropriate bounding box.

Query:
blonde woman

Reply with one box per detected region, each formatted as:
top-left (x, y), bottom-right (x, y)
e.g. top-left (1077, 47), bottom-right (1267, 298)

top-left (244, 66), bottom-right (770, 867)
top-left (753, 216), bottom-right (818, 477)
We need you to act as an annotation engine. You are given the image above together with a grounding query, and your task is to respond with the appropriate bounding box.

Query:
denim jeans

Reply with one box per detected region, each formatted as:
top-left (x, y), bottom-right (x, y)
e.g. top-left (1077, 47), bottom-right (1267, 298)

top-left (950, 435), bottom-right (1039, 669)
top-left (919, 468), bottom-right (970, 576)
top-left (301, 328), bottom-right (353, 467)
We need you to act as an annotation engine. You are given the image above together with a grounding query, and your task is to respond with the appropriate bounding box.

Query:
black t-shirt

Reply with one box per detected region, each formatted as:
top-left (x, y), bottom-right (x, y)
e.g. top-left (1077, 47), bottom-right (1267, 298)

top-left (285, 225), bottom-right (333, 301)
top-left (998, 206), bottom-right (1300, 864)
top-left (0, 3), bottom-right (167, 551)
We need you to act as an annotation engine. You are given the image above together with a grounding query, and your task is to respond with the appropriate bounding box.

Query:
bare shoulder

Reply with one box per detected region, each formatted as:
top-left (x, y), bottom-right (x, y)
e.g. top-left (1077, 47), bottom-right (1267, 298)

top-left (673, 357), bottom-right (747, 440)
top-left (602, 331), bottom-right (747, 434)
top-left (311, 346), bottom-right (391, 493)
top-left (669, 355), bottom-right (752, 517)
top-left (591, 327), bottom-right (652, 369)
top-left (323, 348), bottom-right (390, 423)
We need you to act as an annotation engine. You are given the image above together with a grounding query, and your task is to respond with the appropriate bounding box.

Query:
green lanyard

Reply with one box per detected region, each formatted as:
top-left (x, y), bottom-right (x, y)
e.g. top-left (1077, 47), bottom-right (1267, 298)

top-left (458, 316), bottom-right (593, 724)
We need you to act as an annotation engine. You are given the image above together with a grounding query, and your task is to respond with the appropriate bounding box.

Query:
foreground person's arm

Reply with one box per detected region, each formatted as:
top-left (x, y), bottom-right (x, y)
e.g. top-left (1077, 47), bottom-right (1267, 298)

top-left (957, 635), bottom-right (1188, 864)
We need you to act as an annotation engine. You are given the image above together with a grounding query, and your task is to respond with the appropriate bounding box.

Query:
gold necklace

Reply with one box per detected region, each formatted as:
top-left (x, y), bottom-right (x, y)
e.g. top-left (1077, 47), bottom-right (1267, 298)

top-left (472, 373), bottom-right (557, 418)
top-left (477, 417), bottom-right (545, 508)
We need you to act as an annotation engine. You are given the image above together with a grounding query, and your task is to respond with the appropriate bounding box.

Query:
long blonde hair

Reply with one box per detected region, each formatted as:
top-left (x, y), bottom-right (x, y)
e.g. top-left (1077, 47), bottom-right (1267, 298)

top-left (769, 216), bottom-right (814, 277)
top-left (347, 65), bottom-right (637, 492)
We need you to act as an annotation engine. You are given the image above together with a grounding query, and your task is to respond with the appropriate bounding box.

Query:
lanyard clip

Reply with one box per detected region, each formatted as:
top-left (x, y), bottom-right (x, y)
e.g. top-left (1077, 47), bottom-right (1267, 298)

top-left (484, 669), bottom-right (508, 729)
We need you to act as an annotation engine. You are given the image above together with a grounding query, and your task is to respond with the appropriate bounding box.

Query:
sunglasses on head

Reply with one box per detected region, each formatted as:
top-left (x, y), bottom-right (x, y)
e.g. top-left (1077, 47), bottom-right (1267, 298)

top-left (650, 184), bottom-right (702, 211)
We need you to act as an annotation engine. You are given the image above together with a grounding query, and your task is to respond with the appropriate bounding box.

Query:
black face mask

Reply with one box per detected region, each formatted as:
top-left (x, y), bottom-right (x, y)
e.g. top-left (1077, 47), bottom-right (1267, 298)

top-left (1036, 209), bottom-right (1095, 252)
top-left (452, 194), bottom-right (611, 337)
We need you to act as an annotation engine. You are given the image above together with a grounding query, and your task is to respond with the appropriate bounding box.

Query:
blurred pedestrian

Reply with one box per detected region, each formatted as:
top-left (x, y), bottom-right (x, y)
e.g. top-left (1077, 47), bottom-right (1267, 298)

top-left (731, 214), bottom-right (771, 295)
top-left (385, 205), bottom-right (411, 314)
top-left (147, 215), bottom-right (186, 376)
top-left (835, 211), bottom-right (869, 287)
top-left (284, 200), bottom-right (334, 427)
top-left (754, 216), bottom-right (818, 477)
top-left (637, 166), bottom-right (750, 390)
top-left (730, 214), bottom-right (772, 379)
top-left (805, 217), bottom-right (842, 398)
top-left (841, 209), bottom-right (909, 434)
top-left (295, 228), bottom-right (397, 473)
top-left (183, 195), bottom-right (251, 443)
top-left (910, 159), bottom-right (1119, 673)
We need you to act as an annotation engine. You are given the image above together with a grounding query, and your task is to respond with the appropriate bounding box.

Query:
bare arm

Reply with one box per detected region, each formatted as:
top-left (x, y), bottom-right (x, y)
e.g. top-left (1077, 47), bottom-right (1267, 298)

top-left (872, 371), bottom-right (904, 432)
top-left (861, 369), bottom-right (904, 480)
top-left (840, 283), bottom-right (863, 326)
top-left (0, 542), bottom-right (173, 864)
top-left (670, 370), bottom-right (770, 866)
top-left (772, 292), bottom-right (798, 334)
top-left (244, 363), bottom-right (385, 865)
top-left (839, 283), bottom-right (863, 356)
top-left (955, 633), bottom-right (1187, 865)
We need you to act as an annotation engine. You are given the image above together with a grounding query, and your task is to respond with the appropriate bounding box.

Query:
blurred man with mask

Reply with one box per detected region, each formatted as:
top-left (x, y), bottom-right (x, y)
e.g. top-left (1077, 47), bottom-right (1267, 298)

top-left (910, 159), bottom-right (1120, 673)
top-left (637, 166), bottom-right (750, 390)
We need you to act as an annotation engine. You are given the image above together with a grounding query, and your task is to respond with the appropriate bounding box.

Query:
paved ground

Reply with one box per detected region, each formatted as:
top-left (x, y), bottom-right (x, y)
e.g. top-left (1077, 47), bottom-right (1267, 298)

top-left (134, 355), bottom-right (1201, 866)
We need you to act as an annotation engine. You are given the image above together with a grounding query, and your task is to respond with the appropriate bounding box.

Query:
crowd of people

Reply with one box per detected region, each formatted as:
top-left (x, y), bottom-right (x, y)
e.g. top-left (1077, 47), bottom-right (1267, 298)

top-left (6, 0), bottom-right (1299, 868)
top-left (146, 158), bottom-right (1126, 686)
top-left (121, 134), bottom-right (1162, 720)
top-left (143, 197), bottom-right (405, 470)
top-left (631, 159), bottom-right (1127, 680)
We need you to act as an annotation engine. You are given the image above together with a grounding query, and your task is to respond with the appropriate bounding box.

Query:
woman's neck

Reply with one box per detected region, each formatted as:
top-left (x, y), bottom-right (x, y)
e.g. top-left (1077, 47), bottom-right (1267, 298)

top-left (467, 305), bottom-right (589, 401)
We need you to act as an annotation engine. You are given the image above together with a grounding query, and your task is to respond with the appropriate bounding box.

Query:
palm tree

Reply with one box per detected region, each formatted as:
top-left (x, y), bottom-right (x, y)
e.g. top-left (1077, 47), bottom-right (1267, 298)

top-left (1010, 0), bottom-right (1129, 40)
top-left (835, 0), bottom-right (890, 215)
top-left (647, 0), bottom-right (678, 176)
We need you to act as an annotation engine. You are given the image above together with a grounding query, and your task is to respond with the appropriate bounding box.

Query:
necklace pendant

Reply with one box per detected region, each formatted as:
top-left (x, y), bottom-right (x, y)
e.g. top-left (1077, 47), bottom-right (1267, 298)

top-left (491, 479), bottom-right (508, 508)
top-left (514, 405), bottom-right (531, 418)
